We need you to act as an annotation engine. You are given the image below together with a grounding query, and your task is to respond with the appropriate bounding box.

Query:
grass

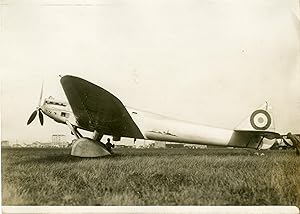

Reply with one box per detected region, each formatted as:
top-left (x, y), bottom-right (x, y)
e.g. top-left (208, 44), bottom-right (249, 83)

top-left (1, 147), bottom-right (300, 206)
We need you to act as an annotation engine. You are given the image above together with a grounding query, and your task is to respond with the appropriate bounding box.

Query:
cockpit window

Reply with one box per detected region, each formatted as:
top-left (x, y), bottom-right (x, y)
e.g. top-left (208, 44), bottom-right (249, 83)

top-left (45, 100), bottom-right (67, 106)
top-left (57, 102), bottom-right (66, 106)
top-left (61, 112), bottom-right (69, 118)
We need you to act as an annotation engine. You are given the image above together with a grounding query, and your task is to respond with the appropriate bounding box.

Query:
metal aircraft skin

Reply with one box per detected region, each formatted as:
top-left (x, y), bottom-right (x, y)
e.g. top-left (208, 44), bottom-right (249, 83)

top-left (27, 75), bottom-right (284, 156)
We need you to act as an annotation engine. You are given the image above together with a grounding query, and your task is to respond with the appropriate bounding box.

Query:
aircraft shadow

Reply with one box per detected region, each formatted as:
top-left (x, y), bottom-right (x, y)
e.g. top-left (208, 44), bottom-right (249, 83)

top-left (16, 151), bottom-right (123, 165)
top-left (10, 148), bottom-right (285, 165)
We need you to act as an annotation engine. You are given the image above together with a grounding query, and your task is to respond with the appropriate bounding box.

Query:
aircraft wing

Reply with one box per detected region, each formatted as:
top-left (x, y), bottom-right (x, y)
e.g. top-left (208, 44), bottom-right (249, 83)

top-left (60, 75), bottom-right (144, 139)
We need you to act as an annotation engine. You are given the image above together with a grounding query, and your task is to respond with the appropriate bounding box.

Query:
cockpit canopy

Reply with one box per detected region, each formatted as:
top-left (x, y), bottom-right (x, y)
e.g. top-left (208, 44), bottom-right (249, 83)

top-left (44, 96), bottom-right (67, 107)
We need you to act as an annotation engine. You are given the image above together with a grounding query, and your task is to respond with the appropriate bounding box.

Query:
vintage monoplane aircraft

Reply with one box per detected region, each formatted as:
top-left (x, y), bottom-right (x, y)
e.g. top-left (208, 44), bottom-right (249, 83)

top-left (27, 75), bottom-right (299, 157)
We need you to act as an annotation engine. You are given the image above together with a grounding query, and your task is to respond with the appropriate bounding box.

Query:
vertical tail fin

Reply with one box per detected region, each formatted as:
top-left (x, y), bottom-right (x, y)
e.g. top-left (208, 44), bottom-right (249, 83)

top-left (235, 102), bottom-right (275, 131)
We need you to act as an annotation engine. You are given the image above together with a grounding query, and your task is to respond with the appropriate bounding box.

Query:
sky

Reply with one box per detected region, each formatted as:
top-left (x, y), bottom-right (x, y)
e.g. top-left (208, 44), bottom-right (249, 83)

top-left (1, 0), bottom-right (300, 144)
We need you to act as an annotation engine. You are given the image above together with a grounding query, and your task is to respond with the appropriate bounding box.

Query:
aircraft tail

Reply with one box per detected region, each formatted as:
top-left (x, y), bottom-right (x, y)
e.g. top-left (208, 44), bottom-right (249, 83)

top-left (235, 102), bottom-right (275, 132)
top-left (228, 102), bottom-right (280, 149)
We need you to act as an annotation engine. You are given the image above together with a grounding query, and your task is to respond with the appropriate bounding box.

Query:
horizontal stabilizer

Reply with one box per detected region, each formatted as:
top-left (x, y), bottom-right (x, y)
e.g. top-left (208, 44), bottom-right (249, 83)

top-left (234, 130), bottom-right (280, 139)
top-left (228, 130), bottom-right (280, 149)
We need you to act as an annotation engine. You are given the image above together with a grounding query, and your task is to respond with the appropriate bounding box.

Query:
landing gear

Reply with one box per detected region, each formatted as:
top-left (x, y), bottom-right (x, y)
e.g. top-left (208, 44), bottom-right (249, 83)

top-left (71, 137), bottom-right (111, 157)
top-left (66, 121), bottom-right (111, 157)
top-left (256, 137), bottom-right (264, 150)
top-left (66, 121), bottom-right (81, 139)
top-left (251, 136), bottom-right (265, 156)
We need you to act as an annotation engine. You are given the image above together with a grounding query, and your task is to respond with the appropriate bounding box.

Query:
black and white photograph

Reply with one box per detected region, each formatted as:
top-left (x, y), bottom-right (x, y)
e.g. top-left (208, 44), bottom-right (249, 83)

top-left (1, 0), bottom-right (300, 213)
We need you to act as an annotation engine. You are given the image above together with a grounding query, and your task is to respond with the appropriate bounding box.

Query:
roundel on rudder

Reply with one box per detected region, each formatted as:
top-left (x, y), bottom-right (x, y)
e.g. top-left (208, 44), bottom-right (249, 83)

top-left (250, 109), bottom-right (272, 130)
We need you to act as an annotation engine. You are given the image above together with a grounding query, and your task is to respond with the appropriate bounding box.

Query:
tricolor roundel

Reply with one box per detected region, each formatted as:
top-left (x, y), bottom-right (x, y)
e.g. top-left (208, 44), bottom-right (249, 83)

top-left (250, 109), bottom-right (271, 130)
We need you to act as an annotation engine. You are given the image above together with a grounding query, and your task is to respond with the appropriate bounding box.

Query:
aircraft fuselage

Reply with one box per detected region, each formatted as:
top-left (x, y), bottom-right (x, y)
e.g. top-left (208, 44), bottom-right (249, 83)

top-left (40, 98), bottom-right (269, 149)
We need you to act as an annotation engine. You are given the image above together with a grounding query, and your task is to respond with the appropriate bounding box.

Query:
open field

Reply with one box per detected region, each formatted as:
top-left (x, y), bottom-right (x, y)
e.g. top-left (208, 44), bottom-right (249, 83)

top-left (2, 147), bottom-right (300, 206)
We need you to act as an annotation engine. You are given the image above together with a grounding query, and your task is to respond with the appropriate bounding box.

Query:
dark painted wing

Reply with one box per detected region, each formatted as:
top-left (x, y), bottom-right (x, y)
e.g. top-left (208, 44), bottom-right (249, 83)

top-left (60, 75), bottom-right (144, 139)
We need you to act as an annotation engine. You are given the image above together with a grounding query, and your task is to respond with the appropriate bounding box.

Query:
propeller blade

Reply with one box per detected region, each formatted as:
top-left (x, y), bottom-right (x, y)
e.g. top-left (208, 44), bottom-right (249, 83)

top-left (38, 81), bottom-right (44, 107)
top-left (27, 110), bottom-right (37, 125)
top-left (38, 110), bottom-right (44, 126)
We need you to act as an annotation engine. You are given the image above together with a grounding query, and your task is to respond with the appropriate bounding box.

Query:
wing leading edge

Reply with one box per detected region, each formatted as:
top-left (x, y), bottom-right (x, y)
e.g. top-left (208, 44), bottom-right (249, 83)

top-left (60, 75), bottom-right (144, 139)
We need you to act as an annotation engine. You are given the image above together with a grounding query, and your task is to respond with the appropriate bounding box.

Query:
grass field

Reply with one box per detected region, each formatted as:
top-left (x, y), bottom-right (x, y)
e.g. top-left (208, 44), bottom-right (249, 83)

top-left (1, 147), bottom-right (300, 206)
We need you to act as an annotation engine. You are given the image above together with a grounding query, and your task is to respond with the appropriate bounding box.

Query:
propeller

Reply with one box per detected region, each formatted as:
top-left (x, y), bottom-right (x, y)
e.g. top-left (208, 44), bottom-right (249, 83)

top-left (27, 82), bottom-right (44, 126)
